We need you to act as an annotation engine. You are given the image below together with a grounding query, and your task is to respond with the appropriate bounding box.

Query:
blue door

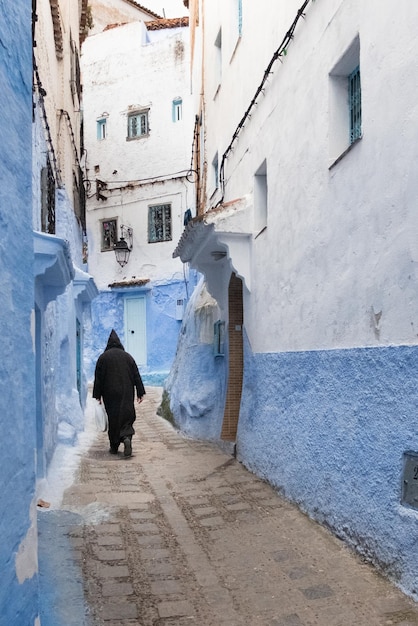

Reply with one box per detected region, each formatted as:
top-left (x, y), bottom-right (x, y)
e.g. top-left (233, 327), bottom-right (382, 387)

top-left (124, 296), bottom-right (147, 366)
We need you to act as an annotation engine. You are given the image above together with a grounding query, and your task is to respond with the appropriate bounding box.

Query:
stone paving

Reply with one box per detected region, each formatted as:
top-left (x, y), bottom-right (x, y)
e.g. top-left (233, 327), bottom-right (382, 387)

top-left (58, 388), bottom-right (418, 625)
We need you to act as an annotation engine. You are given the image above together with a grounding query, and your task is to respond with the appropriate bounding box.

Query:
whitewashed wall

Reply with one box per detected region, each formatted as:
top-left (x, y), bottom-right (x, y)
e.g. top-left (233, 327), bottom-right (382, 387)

top-left (201, 0), bottom-right (418, 355)
top-left (82, 20), bottom-right (196, 382)
top-left (170, 0), bottom-right (418, 599)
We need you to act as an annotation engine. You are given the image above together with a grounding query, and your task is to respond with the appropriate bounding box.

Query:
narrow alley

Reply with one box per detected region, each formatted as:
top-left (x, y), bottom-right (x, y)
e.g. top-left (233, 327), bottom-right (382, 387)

top-left (39, 389), bottom-right (418, 626)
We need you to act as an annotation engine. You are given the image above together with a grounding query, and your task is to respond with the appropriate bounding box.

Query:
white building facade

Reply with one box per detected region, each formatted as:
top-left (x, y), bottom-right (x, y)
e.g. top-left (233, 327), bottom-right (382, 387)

top-left (169, 0), bottom-right (418, 598)
top-left (82, 12), bottom-right (196, 384)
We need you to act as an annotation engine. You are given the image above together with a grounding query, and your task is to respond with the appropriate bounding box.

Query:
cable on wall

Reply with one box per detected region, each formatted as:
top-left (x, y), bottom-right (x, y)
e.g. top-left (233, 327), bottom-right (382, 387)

top-left (217, 0), bottom-right (315, 205)
top-left (33, 57), bottom-right (62, 187)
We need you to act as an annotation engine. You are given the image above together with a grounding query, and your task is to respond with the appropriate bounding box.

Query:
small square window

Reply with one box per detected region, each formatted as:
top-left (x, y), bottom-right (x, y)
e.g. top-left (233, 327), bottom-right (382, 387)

top-left (127, 110), bottom-right (149, 139)
top-left (97, 118), bottom-right (107, 140)
top-left (172, 98), bottom-right (183, 122)
top-left (329, 36), bottom-right (361, 165)
top-left (101, 219), bottom-right (118, 251)
top-left (148, 204), bottom-right (172, 243)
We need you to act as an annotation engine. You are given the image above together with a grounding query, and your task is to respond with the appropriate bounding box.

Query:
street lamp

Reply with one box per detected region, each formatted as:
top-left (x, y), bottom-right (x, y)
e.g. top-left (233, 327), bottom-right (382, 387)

top-left (114, 225), bottom-right (133, 267)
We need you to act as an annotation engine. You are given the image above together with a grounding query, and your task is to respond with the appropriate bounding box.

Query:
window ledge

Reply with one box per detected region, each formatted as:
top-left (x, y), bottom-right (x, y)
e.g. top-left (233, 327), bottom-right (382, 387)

top-left (126, 134), bottom-right (149, 142)
top-left (329, 135), bottom-right (362, 170)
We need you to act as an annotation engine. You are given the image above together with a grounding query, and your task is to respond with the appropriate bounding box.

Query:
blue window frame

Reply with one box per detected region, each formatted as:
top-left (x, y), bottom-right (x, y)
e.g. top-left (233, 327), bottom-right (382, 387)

top-left (349, 66), bottom-right (361, 144)
top-left (172, 98), bottom-right (182, 122)
top-left (97, 118), bottom-right (107, 140)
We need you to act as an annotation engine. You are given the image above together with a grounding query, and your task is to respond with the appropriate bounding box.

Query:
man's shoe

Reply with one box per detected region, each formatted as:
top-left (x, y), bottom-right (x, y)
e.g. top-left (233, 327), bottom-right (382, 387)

top-left (109, 446), bottom-right (118, 454)
top-left (123, 437), bottom-right (132, 457)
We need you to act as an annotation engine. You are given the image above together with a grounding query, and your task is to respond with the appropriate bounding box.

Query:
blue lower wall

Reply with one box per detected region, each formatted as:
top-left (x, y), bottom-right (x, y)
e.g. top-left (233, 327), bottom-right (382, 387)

top-left (237, 333), bottom-right (418, 597)
top-left (0, 1), bottom-right (39, 622)
top-left (167, 343), bottom-right (227, 440)
top-left (86, 280), bottom-right (189, 386)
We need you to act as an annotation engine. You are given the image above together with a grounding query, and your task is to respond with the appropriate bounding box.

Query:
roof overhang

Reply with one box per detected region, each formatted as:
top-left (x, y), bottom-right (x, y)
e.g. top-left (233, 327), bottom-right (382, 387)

top-left (34, 231), bottom-right (74, 286)
top-left (73, 267), bottom-right (99, 304)
top-left (173, 196), bottom-right (252, 292)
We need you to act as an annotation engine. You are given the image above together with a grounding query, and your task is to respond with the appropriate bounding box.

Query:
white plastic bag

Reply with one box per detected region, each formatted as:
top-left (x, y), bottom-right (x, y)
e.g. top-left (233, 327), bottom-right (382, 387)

top-left (94, 400), bottom-right (108, 432)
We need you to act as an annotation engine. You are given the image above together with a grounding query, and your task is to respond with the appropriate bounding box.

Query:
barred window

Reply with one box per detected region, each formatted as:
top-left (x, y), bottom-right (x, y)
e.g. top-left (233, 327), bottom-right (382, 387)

top-left (127, 110), bottom-right (149, 139)
top-left (349, 66), bottom-right (361, 144)
top-left (148, 204), bottom-right (172, 243)
top-left (40, 158), bottom-right (55, 234)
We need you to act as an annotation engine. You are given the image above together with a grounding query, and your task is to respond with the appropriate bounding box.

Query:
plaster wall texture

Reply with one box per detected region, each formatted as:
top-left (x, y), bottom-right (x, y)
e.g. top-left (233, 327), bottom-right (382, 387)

top-left (35, 0), bottom-right (84, 193)
top-left (238, 335), bottom-right (418, 598)
top-left (82, 23), bottom-right (194, 283)
top-left (203, 0), bottom-right (418, 354)
top-left (169, 0), bottom-right (418, 599)
top-left (0, 2), bottom-right (39, 624)
top-left (82, 21), bottom-right (195, 381)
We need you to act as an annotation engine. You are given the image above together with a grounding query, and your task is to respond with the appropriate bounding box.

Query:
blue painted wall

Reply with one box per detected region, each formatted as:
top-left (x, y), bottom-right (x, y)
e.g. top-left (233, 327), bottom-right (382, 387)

top-left (167, 279), bottom-right (418, 597)
top-left (165, 277), bottom-right (228, 439)
top-left (0, 1), bottom-right (39, 623)
top-left (86, 278), bottom-right (194, 386)
top-left (237, 331), bottom-right (418, 597)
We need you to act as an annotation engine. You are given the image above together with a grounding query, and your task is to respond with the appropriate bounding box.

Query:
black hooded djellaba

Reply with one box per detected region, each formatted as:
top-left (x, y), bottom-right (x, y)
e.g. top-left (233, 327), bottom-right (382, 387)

top-left (93, 330), bottom-right (145, 448)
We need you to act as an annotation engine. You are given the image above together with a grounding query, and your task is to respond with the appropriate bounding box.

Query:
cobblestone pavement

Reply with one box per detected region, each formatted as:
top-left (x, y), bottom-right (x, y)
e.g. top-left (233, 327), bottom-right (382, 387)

top-left (59, 388), bottom-right (418, 625)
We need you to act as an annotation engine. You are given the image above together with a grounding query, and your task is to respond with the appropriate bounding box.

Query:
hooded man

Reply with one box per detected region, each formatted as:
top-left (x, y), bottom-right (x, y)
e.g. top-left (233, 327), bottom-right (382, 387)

top-left (93, 329), bottom-right (145, 457)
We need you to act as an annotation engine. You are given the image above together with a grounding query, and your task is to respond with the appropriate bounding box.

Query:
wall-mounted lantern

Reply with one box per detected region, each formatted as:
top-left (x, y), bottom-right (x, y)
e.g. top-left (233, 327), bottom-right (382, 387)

top-left (114, 225), bottom-right (133, 267)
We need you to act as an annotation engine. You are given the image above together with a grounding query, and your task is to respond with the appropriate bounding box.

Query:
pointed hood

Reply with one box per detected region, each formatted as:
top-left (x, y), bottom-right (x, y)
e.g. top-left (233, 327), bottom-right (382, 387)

top-left (105, 329), bottom-right (125, 351)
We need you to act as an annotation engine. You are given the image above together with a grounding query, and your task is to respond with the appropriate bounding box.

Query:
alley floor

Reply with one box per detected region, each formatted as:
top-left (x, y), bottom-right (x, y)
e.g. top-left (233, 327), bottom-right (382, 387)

top-left (39, 388), bottom-right (418, 626)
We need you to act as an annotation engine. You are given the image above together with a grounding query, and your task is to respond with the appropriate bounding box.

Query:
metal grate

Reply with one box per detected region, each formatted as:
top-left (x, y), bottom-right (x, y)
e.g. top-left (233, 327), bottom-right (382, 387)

top-left (349, 65), bottom-right (361, 144)
top-left (40, 158), bottom-right (56, 234)
top-left (128, 111), bottom-right (149, 138)
top-left (148, 204), bottom-right (172, 243)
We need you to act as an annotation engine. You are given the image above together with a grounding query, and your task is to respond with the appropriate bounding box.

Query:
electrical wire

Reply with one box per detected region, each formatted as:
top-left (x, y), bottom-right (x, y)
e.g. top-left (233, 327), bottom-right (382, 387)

top-left (86, 169), bottom-right (198, 198)
top-left (33, 56), bottom-right (62, 187)
top-left (217, 0), bottom-right (314, 205)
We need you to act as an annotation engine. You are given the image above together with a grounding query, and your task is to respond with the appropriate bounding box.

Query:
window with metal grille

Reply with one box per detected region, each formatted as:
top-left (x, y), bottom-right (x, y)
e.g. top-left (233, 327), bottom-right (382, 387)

top-left (40, 158), bottom-right (56, 234)
top-left (101, 219), bottom-right (118, 251)
top-left (148, 204), bottom-right (172, 243)
top-left (127, 110), bottom-right (149, 139)
top-left (73, 166), bottom-right (86, 232)
top-left (70, 37), bottom-right (81, 105)
top-left (349, 66), bottom-right (361, 143)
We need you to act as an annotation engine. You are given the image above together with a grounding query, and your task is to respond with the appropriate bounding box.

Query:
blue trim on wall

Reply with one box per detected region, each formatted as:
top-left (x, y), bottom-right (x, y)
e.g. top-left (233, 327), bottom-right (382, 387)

top-left (237, 332), bottom-right (418, 596)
